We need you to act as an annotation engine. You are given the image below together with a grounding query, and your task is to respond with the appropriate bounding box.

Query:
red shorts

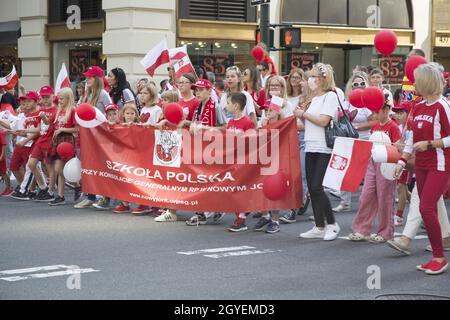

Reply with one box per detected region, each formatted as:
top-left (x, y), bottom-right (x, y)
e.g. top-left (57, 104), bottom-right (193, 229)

top-left (398, 170), bottom-right (412, 185)
top-left (0, 158), bottom-right (6, 175)
top-left (10, 146), bottom-right (33, 172)
top-left (30, 142), bottom-right (51, 164)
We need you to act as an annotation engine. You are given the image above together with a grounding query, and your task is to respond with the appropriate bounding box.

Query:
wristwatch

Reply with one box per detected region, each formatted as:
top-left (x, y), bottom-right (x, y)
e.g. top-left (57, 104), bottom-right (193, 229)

top-left (427, 140), bottom-right (433, 151)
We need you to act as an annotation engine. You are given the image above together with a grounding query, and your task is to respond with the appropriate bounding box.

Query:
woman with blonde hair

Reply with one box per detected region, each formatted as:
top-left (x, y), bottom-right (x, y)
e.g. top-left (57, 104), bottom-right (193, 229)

top-left (264, 75), bottom-right (295, 118)
top-left (48, 87), bottom-right (78, 206)
top-left (295, 63), bottom-right (341, 241)
top-left (394, 63), bottom-right (450, 275)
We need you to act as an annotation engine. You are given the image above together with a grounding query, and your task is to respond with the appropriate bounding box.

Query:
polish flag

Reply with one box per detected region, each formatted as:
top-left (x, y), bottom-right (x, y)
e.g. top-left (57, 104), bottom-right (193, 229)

top-left (140, 38), bottom-right (170, 77)
top-left (0, 65), bottom-right (19, 90)
top-left (268, 96), bottom-right (283, 112)
top-left (55, 63), bottom-right (71, 94)
top-left (169, 46), bottom-right (188, 61)
top-left (371, 144), bottom-right (400, 163)
top-left (174, 55), bottom-right (195, 78)
top-left (323, 137), bottom-right (373, 192)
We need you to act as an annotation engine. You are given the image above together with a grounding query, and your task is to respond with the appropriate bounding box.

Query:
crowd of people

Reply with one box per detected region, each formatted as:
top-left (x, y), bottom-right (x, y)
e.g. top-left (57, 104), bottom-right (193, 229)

top-left (1, 47), bottom-right (450, 275)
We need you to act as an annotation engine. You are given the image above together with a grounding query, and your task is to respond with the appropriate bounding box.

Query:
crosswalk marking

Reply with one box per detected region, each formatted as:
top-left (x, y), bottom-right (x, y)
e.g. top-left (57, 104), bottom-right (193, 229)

top-left (0, 265), bottom-right (100, 282)
top-left (338, 233), bottom-right (429, 241)
top-left (177, 246), bottom-right (281, 259)
top-left (177, 246), bottom-right (256, 255)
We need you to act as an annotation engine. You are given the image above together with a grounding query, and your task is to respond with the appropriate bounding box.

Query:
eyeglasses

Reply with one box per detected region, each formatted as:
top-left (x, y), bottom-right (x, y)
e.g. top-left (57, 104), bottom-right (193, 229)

top-left (269, 84), bottom-right (282, 88)
top-left (352, 81), bottom-right (366, 88)
top-left (291, 76), bottom-right (302, 81)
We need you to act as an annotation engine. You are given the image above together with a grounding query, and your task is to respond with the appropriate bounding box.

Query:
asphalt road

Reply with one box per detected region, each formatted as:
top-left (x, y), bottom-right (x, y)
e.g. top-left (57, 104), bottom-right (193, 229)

top-left (1, 183), bottom-right (450, 300)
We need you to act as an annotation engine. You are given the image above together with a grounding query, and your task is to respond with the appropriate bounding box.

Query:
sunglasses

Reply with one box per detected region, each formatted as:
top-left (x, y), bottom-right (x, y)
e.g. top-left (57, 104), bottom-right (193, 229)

top-left (352, 81), bottom-right (366, 88)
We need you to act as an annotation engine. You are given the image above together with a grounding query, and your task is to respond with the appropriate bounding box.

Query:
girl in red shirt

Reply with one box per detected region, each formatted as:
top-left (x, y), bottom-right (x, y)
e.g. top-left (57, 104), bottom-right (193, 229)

top-left (48, 87), bottom-right (78, 205)
top-left (395, 63), bottom-right (450, 275)
top-left (243, 65), bottom-right (266, 117)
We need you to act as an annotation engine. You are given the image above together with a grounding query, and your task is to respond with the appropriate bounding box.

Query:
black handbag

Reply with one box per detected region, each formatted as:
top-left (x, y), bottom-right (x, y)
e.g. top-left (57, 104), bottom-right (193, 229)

top-left (324, 90), bottom-right (359, 148)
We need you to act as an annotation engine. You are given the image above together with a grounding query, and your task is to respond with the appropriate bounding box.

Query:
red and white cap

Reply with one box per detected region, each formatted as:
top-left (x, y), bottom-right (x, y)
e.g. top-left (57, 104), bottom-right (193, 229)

top-left (105, 103), bottom-right (119, 112)
top-left (23, 91), bottom-right (40, 101)
top-left (192, 79), bottom-right (212, 90)
top-left (39, 85), bottom-right (55, 97)
top-left (83, 66), bottom-right (104, 78)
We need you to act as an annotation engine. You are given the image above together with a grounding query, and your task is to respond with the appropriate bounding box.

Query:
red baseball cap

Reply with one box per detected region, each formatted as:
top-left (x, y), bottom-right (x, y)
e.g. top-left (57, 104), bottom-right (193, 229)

top-left (39, 85), bottom-right (54, 96)
top-left (23, 91), bottom-right (40, 101)
top-left (105, 103), bottom-right (119, 112)
top-left (393, 101), bottom-right (412, 113)
top-left (192, 79), bottom-right (212, 90)
top-left (83, 66), bottom-right (104, 78)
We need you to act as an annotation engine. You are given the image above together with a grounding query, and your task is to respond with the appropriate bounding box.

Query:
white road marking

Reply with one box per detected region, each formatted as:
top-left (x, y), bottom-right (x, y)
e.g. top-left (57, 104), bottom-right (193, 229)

top-left (177, 246), bottom-right (256, 255)
top-left (0, 265), bottom-right (100, 282)
top-left (204, 249), bottom-right (281, 259)
top-left (339, 233), bottom-right (429, 241)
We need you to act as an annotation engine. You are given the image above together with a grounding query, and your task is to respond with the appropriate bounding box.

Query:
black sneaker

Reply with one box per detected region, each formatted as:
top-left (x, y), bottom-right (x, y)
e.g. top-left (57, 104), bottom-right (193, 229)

top-left (10, 191), bottom-right (30, 201)
top-left (27, 191), bottom-right (37, 200)
top-left (228, 219), bottom-right (248, 232)
top-left (280, 209), bottom-right (297, 224)
top-left (49, 196), bottom-right (65, 206)
top-left (35, 188), bottom-right (48, 199)
top-left (297, 195), bottom-right (310, 216)
top-left (266, 221), bottom-right (280, 234)
top-left (253, 212), bottom-right (263, 219)
top-left (254, 217), bottom-right (271, 231)
top-left (14, 185), bottom-right (21, 193)
top-left (35, 191), bottom-right (55, 202)
top-left (73, 187), bottom-right (82, 202)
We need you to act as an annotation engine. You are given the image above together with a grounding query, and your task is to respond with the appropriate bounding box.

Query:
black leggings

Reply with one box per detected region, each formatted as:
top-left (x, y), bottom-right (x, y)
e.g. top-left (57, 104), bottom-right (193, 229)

top-left (305, 152), bottom-right (335, 228)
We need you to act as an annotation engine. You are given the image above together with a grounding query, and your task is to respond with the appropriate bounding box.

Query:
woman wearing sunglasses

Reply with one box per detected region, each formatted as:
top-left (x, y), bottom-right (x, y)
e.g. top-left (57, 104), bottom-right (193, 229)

top-left (332, 72), bottom-right (378, 213)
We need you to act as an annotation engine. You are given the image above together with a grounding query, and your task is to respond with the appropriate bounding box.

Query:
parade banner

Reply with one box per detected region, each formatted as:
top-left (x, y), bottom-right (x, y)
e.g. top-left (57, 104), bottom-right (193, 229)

top-left (80, 117), bottom-right (302, 212)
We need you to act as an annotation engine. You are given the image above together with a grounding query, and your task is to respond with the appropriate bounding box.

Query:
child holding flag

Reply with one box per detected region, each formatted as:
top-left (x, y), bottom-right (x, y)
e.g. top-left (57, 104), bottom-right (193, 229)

top-left (349, 101), bottom-right (401, 243)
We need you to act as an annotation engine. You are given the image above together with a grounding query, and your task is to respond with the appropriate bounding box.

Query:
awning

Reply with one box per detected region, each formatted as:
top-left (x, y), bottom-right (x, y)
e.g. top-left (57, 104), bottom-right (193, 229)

top-left (0, 21), bottom-right (20, 45)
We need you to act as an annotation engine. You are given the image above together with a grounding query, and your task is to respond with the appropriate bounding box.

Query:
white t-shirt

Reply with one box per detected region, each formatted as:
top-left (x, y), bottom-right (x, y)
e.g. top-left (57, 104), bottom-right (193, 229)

top-left (304, 91), bottom-right (339, 154)
top-left (10, 113), bottom-right (34, 147)
top-left (346, 101), bottom-right (373, 140)
top-left (140, 105), bottom-right (162, 125)
top-left (287, 95), bottom-right (301, 109)
top-left (218, 91), bottom-right (256, 124)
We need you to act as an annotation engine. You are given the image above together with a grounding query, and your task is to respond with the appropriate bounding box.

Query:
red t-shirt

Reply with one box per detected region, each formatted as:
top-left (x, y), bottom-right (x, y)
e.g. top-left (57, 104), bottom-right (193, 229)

top-left (409, 98), bottom-right (450, 171)
top-left (24, 110), bottom-right (41, 130)
top-left (371, 119), bottom-right (401, 143)
top-left (180, 97), bottom-right (201, 122)
top-left (52, 108), bottom-right (77, 130)
top-left (248, 88), bottom-right (266, 109)
top-left (227, 115), bottom-right (256, 133)
top-left (35, 106), bottom-right (58, 146)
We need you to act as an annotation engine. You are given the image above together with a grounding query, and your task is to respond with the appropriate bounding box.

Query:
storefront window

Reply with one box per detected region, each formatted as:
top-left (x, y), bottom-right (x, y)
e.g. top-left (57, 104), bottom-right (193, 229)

top-left (52, 39), bottom-right (105, 86)
top-left (180, 40), bottom-right (254, 86)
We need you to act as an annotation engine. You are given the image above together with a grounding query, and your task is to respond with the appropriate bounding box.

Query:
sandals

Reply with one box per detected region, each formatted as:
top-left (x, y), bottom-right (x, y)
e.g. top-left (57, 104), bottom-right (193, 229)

top-left (348, 232), bottom-right (370, 241)
top-left (369, 234), bottom-right (387, 243)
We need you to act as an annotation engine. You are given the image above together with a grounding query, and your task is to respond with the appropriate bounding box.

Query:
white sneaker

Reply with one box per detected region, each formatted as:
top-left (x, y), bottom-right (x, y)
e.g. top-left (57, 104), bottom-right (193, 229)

top-left (300, 226), bottom-right (325, 239)
top-left (332, 203), bottom-right (351, 213)
top-left (324, 223), bottom-right (340, 241)
top-left (155, 210), bottom-right (178, 222)
top-left (394, 216), bottom-right (404, 227)
top-left (74, 199), bottom-right (94, 209)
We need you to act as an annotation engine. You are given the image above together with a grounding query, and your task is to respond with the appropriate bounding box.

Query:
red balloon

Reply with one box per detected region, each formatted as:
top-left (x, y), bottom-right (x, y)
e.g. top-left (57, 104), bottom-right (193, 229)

top-left (56, 142), bottom-right (76, 160)
top-left (405, 55), bottom-right (428, 83)
top-left (164, 103), bottom-right (184, 125)
top-left (362, 87), bottom-right (385, 112)
top-left (251, 46), bottom-right (265, 61)
top-left (374, 29), bottom-right (398, 56)
top-left (349, 89), bottom-right (365, 108)
top-left (77, 103), bottom-right (96, 121)
top-left (263, 172), bottom-right (289, 201)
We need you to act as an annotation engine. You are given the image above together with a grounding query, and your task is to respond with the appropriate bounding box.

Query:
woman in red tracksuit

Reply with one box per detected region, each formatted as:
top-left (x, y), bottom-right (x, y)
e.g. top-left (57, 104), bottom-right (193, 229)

top-left (395, 63), bottom-right (450, 275)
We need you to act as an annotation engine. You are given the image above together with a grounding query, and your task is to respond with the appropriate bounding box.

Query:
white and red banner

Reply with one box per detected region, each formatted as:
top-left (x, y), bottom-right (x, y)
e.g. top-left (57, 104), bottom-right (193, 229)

top-left (55, 63), bottom-right (71, 94)
top-left (323, 137), bottom-right (373, 192)
top-left (169, 46), bottom-right (188, 61)
top-left (174, 55), bottom-right (195, 79)
top-left (80, 117), bottom-right (302, 212)
top-left (0, 65), bottom-right (18, 90)
top-left (140, 38), bottom-right (170, 77)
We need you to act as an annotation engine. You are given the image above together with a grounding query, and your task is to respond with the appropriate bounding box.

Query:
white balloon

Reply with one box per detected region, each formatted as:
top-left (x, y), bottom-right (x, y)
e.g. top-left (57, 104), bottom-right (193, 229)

top-left (63, 157), bottom-right (82, 183)
top-left (380, 163), bottom-right (397, 181)
top-left (75, 107), bottom-right (106, 128)
top-left (369, 131), bottom-right (391, 144)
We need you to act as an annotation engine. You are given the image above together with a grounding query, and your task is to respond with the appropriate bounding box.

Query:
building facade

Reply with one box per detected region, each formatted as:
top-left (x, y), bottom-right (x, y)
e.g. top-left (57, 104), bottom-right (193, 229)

top-left (0, 0), bottom-right (437, 91)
